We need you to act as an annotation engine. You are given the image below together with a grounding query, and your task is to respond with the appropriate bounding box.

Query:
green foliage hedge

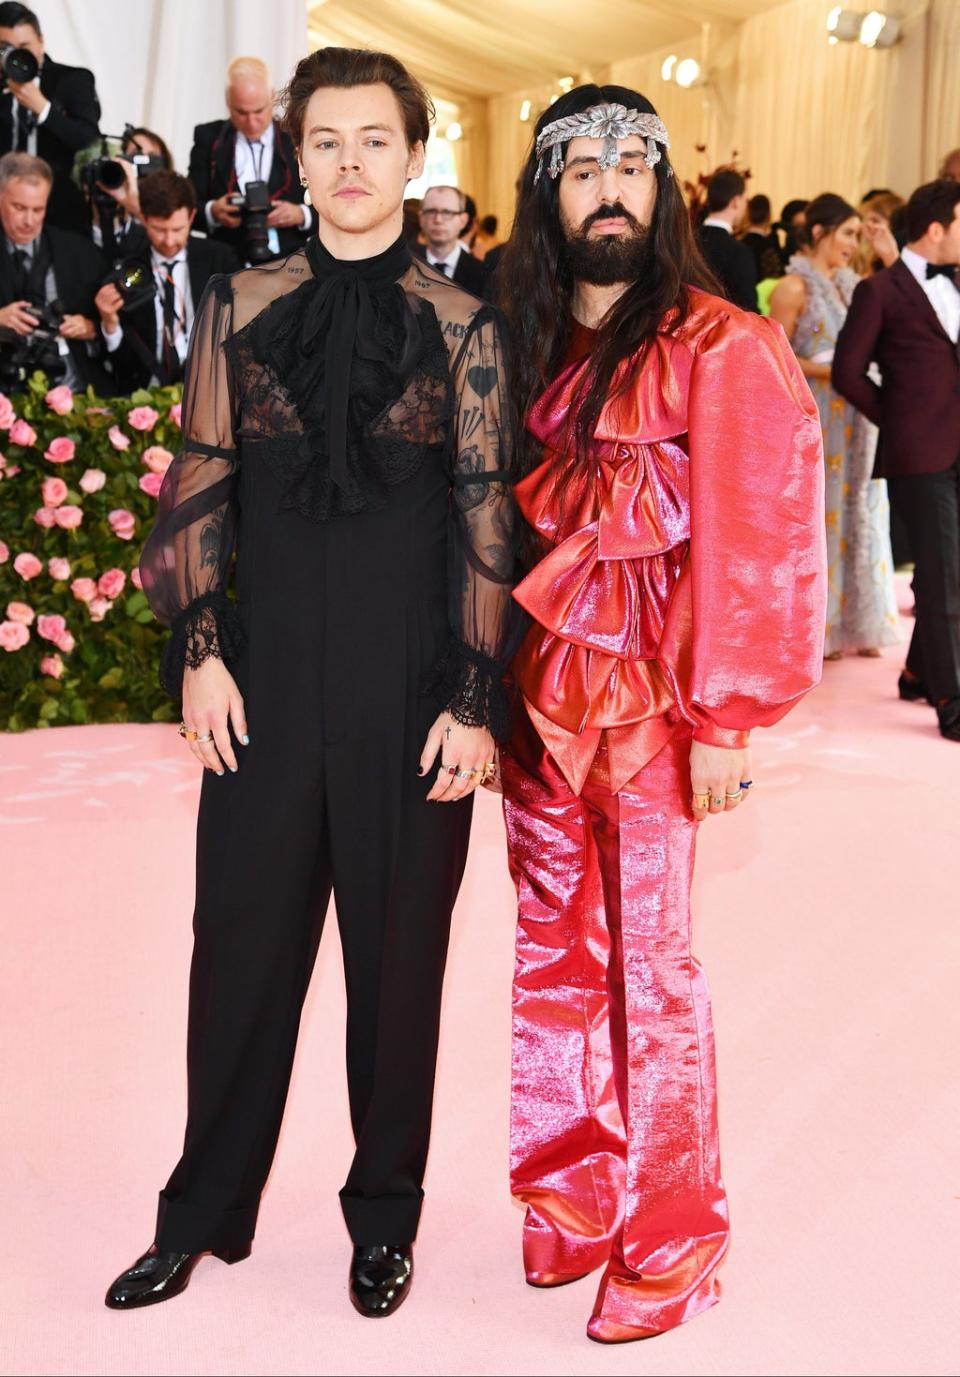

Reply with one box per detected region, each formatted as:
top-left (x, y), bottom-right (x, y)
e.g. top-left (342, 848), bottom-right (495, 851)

top-left (0, 373), bottom-right (182, 731)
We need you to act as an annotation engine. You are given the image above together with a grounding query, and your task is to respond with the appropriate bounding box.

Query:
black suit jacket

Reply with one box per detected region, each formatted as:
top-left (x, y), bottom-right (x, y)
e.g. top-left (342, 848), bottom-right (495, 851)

top-left (187, 119), bottom-right (308, 260)
top-left (0, 56), bottom-right (101, 233)
top-left (0, 224), bottom-right (109, 391)
top-left (832, 257), bottom-right (960, 477)
top-left (698, 225), bottom-right (758, 312)
top-left (414, 246), bottom-right (489, 298)
top-left (106, 236), bottom-right (241, 395)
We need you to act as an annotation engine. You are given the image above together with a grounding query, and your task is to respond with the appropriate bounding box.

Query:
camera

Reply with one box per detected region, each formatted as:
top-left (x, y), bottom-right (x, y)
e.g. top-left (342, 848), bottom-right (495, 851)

top-left (102, 257), bottom-right (156, 313)
top-left (0, 296), bottom-right (66, 390)
top-left (228, 179), bottom-right (272, 263)
top-left (0, 42), bottom-right (39, 88)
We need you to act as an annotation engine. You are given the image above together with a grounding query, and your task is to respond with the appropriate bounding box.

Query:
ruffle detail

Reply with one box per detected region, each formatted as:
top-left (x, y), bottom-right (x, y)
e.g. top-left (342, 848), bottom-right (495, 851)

top-left (227, 273), bottom-right (454, 522)
top-left (160, 591), bottom-right (246, 698)
top-left (423, 638), bottom-right (511, 743)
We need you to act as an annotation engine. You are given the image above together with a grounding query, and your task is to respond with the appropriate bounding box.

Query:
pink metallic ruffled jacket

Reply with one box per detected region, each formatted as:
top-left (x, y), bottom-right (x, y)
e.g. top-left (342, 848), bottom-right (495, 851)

top-left (511, 291), bottom-right (828, 794)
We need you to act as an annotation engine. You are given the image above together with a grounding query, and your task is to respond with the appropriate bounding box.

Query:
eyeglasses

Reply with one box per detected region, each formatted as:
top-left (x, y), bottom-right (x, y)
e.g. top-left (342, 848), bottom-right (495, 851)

top-left (420, 208), bottom-right (463, 220)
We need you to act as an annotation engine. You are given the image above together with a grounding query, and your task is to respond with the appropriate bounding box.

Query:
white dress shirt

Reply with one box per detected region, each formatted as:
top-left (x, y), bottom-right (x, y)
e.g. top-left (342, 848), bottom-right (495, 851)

top-left (901, 244), bottom-right (960, 344)
top-left (701, 216), bottom-right (733, 234)
top-left (4, 73), bottom-right (51, 156)
top-left (204, 120), bottom-right (312, 254)
top-left (102, 245), bottom-right (194, 384)
top-left (426, 243), bottom-right (462, 277)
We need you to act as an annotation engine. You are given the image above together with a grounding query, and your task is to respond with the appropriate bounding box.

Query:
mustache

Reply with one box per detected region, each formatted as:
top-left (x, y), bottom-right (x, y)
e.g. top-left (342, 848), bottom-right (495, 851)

top-left (580, 203), bottom-right (646, 234)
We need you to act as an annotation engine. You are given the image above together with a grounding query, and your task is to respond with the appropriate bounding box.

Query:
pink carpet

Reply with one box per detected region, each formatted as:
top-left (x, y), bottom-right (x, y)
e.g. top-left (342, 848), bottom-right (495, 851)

top-left (2, 588), bottom-right (958, 1376)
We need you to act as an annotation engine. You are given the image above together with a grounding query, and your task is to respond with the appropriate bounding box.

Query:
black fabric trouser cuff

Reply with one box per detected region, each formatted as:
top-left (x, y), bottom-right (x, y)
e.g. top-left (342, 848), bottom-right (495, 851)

top-left (154, 1191), bottom-right (259, 1255)
top-left (339, 1188), bottom-right (424, 1245)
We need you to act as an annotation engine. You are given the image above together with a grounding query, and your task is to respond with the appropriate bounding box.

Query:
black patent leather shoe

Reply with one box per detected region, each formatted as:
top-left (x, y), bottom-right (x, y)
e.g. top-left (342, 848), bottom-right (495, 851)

top-left (898, 671), bottom-right (929, 703)
top-left (349, 1243), bottom-right (413, 1317)
top-left (105, 1241), bottom-right (250, 1309)
top-left (938, 698), bottom-right (960, 741)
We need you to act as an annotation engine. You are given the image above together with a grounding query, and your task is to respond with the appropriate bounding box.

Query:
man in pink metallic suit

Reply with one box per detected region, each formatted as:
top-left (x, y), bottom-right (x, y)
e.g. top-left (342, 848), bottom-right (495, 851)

top-left (495, 86), bottom-right (827, 1343)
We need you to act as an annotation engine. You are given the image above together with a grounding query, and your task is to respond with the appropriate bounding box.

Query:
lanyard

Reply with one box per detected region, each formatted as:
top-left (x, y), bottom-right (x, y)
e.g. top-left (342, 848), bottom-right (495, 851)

top-left (244, 136), bottom-right (265, 184)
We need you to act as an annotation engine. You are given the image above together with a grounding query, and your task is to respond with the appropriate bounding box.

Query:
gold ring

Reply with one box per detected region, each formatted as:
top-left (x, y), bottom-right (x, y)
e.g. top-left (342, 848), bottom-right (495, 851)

top-left (178, 723), bottom-right (199, 741)
top-left (725, 789), bottom-right (743, 801)
top-left (693, 792), bottom-right (710, 808)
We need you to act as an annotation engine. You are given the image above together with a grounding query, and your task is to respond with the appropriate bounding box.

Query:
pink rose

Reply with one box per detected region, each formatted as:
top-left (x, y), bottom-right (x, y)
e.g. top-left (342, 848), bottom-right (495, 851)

top-left (130, 566), bottom-right (143, 590)
top-left (97, 568), bottom-right (126, 600)
top-left (10, 419), bottom-right (37, 447)
top-left (128, 405), bottom-right (159, 432)
top-left (40, 653), bottom-right (64, 678)
top-left (37, 613), bottom-right (67, 642)
top-left (0, 392), bottom-right (15, 429)
top-left (45, 385), bottom-right (74, 415)
top-left (48, 557), bottom-right (71, 580)
top-left (108, 508), bottom-right (136, 540)
top-left (42, 476), bottom-right (68, 507)
top-left (54, 505), bottom-right (83, 529)
top-left (70, 577), bottom-right (97, 603)
top-left (141, 445), bottom-right (173, 474)
top-left (0, 540), bottom-right (9, 563)
top-left (0, 619), bottom-right (29, 651)
top-left (54, 628), bottom-right (75, 653)
top-left (4, 465), bottom-right (19, 477)
top-left (34, 506), bottom-right (57, 528)
top-left (6, 601), bottom-right (34, 625)
top-left (138, 471), bottom-right (163, 498)
top-left (88, 596), bottom-right (113, 622)
top-left (13, 552), bottom-right (42, 580)
top-left (79, 467), bottom-right (106, 494)
top-left (169, 402), bottom-right (182, 428)
top-left (108, 425), bottom-right (130, 451)
top-left (44, 436), bottom-right (76, 464)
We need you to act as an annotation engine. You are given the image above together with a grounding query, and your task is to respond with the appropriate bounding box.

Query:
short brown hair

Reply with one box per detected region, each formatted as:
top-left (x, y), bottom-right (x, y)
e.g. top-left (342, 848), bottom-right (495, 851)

top-left (281, 47), bottom-right (433, 151)
top-left (706, 169), bottom-right (746, 213)
top-left (139, 171), bottom-right (197, 219)
top-left (905, 179), bottom-right (960, 242)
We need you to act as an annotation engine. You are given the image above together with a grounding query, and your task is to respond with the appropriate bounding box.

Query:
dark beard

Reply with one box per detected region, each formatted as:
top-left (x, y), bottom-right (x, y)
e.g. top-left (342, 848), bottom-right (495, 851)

top-left (561, 203), bottom-right (656, 287)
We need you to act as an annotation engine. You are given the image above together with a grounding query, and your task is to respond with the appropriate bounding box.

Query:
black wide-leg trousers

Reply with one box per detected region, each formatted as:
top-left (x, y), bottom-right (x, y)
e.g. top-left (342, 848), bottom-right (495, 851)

top-left (154, 468), bottom-right (474, 1253)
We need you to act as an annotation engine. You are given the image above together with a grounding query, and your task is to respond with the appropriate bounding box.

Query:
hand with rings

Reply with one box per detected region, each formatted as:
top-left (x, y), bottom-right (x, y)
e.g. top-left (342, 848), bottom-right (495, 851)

top-left (420, 710), bottom-right (496, 804)
top-left (689, 741), bottom-right (753, 821)
top-left (179, 656), bottom-right (250, 776)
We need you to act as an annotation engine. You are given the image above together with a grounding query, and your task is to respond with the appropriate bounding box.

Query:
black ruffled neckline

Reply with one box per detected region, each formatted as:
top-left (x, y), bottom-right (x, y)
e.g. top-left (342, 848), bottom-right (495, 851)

top-left (304, 232), bottom-right (412, 288)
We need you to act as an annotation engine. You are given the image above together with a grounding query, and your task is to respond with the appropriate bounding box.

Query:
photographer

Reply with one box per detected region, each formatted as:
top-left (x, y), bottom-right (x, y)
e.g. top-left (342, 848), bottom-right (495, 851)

top-left (188, 56), bottom-right (310, 264)
top-left (88, 127), bottom-right (174, 259)
top-left (0, 3), bottom-right (100, 233)
top-left (0, 150), bottom-right (107, 392)
top-left (95, 171), bottom-right (239, 394)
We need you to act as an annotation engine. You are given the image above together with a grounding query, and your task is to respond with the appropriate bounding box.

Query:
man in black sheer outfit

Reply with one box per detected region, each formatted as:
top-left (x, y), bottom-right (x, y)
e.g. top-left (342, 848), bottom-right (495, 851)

top-left (106, 48), bottom-right (518, 1318)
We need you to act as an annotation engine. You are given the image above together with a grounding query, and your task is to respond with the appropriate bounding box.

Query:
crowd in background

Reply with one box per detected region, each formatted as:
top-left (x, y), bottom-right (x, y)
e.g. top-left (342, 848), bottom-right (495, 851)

top-left (1, 0), bottom-right (958, 737)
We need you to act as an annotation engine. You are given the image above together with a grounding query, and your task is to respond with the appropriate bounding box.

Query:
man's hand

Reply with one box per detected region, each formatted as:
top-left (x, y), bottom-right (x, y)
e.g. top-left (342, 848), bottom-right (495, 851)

top-left (94, 283), bottom-right (124, 334)
top-left (181, 657), bottom-right (249, 775)
top-left (420, 712), bottom-right (496, 803)
top-left (0, 300), bottom-right (39, 335)
top-left (6, 79), bottom-right (46, 116)
top-left (59, 314), bottom-right (96, 341)
top-left (210, 193), bottom-right (242, 228)
top-left (101, 160), bottom-right (142, 221)
top-left (266, 200), bottom-right (306, 229)
top-left (863, 218), bottom-right (899, 269)
top-left (689, 741), bottom-right (752, 821)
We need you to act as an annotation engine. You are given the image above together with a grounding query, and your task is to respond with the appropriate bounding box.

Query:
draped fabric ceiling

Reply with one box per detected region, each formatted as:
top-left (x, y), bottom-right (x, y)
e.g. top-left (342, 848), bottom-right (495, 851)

top-left (307, 0), bottom-right (958, 235)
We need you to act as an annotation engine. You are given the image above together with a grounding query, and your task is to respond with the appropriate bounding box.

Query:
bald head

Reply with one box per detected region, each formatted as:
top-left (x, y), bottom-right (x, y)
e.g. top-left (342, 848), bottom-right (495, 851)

top-left (226, 57), bottom-right (274, 141)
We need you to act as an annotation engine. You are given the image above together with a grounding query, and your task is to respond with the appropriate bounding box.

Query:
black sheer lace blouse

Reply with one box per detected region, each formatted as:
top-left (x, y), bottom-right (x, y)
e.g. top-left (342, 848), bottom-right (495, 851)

top-left (139, 236), bottom-right (520, 739)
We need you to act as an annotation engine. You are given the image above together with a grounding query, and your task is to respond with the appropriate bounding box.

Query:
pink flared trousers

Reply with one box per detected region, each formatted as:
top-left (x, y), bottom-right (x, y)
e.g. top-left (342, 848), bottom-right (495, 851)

top-left (501, 710), bottom-right (729, 1338)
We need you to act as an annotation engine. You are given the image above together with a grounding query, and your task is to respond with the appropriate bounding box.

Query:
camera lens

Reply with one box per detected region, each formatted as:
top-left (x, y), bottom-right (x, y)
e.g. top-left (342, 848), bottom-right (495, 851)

top-left (0, 45), bottom-right (39, 85)
top-left (96, 159), bottom-right (128, 191)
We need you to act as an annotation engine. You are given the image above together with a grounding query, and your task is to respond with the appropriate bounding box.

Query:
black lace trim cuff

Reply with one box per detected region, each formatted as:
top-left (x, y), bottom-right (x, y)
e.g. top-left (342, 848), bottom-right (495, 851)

top-left (423, 638), bottom-right (511, 743)
top-left (160, 592), bottom-right (246, 698)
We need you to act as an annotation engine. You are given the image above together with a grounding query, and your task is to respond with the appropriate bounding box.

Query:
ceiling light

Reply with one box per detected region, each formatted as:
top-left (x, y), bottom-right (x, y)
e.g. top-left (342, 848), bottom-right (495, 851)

top-left (860, 10), bottom-right (901, 46)
top-left (675, 58), bottom-right (701, 88)
top-left (661, 54), bottom-right (677, 81)
top-left (445, 121), bottom-right (462, 141)
top-left (827, 7), bottom-right (864, 41)
top-left (519, 99), bottom-right (531, 122)
top-left (557, 76), bottom-right (574, 92)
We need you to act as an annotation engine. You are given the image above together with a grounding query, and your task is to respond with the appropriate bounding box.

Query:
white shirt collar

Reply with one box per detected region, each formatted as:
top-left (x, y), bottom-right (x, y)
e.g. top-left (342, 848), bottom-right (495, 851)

top-left (427, 242), bottom-right (462, 273)
top-left (701, 216), bottom-right (733, 234)
top-left (900, 244), bottom-right (935, 287)
top-left (152, 246), bottom-right (188, 268)
top-left (240, 121), bottom-right (274, 151)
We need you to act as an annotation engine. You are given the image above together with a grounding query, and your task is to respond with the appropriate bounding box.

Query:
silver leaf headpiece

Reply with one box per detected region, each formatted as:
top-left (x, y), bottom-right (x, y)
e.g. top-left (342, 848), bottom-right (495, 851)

top-left (534, 102), bottom-right (671, 184)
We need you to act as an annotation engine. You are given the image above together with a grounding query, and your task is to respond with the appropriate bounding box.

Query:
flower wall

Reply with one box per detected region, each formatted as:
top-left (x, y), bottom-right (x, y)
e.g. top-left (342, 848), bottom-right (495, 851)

top-left (0, 373), bottom-right (183, 731)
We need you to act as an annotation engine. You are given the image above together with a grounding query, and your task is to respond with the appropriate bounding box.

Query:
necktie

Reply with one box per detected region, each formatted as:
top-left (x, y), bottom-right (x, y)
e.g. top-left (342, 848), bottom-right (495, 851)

top-left (433, 259), bottom-right (449, 276)
top-left (11, 248), bottom-right (30, 297)
top-left (926, 262), bottom-right (958, 283)
top-left (15, 106), bottom-right (36, 152)
top-left (160, 260), bottom-right (181, 383)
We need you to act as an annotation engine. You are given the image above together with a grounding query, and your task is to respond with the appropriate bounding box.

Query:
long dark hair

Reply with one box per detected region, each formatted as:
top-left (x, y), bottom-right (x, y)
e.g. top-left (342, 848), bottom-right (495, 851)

top-left (495, 84), bottom-right (719, 485)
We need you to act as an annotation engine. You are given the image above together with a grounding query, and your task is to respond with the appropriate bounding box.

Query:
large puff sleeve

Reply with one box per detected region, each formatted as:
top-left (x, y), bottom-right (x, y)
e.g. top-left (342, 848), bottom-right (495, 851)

top-left (431, 303), bottom-right (522, 741)
top-left (660, 310), bottom-right (827, 746)
top-left (139, 275), bottom-right (243, 697)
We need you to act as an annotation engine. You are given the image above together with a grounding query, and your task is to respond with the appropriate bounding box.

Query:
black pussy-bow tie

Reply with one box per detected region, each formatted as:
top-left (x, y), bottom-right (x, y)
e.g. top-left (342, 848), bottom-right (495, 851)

top-left (302, 234), bottom-right (412, 492)
top-left (926, 262), bottom-right (958, 282)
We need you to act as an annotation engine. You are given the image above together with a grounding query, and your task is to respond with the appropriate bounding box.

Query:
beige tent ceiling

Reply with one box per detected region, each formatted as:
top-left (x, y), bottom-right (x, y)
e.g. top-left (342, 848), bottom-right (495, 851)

top-left (306, 0), bottom-right (788, 103)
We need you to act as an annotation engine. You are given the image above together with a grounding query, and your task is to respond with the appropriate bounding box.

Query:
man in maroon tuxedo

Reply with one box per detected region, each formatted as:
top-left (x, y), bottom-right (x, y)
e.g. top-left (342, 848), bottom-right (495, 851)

top-left (833, 180), bottom-right (960, 742)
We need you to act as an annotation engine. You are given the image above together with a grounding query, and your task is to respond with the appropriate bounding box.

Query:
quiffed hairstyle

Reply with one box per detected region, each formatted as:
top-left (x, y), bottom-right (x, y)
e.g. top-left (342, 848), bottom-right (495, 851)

top-left (139, 171), bottom-right (197, 219)
top-left (281, 47), bottom-right (433, 151)
top-left (706, 169), bottom-right (746, 214)
top-left (0, 2), bottom-right (41, 34)
top-left (905, 179), bottom-right (960, 243)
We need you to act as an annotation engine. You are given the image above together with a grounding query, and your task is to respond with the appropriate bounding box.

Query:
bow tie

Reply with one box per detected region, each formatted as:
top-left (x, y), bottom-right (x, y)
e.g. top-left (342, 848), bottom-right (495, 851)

top-left (926, 262), bottom-right (957, 282)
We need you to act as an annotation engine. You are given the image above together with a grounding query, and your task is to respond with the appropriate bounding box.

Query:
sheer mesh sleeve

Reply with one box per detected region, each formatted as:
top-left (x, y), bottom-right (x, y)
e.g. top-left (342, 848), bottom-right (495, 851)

top-left (427, 303), bottom-right (522, 741)
top-left (139, 275), bottom-right (243, 697)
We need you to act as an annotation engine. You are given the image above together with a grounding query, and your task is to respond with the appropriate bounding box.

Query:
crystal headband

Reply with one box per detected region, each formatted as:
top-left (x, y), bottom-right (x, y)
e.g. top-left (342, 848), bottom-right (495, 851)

top-left (534, 102), bottom-right (670, 183)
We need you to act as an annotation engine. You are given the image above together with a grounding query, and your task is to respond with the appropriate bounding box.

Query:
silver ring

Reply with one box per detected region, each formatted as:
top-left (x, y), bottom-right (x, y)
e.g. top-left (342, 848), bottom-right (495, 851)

top-left (196, 732), bottom-right (213, 743)
top-left (455, 768), bottom-right (472, 779)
